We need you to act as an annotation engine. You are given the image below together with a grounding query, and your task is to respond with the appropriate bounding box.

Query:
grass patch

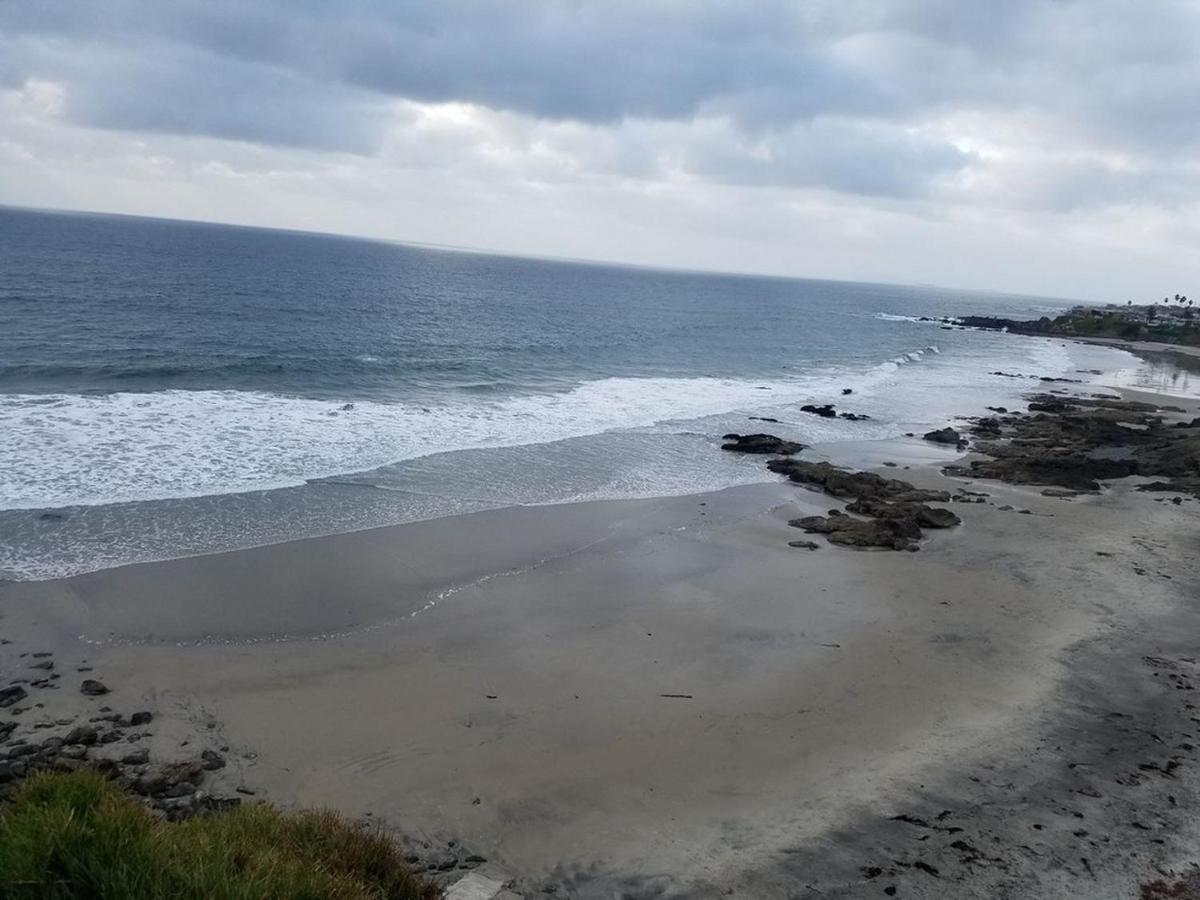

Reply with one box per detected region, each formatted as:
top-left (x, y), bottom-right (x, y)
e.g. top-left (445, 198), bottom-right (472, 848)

top-left (0, 770), bottom-right (441, 899)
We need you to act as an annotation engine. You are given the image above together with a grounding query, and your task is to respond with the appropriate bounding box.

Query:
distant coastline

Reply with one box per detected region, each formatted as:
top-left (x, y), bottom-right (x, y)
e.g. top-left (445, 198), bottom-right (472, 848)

top-left (952, 299), bottom-right (1198, 347)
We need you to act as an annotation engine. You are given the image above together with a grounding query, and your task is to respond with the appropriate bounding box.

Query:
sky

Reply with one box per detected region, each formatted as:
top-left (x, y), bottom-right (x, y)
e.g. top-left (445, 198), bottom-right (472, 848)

top-left (2, 1), bottom-right (1199, 301)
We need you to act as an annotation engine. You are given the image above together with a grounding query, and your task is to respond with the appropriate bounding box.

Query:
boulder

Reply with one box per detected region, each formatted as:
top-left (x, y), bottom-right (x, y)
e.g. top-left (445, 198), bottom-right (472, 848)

top-left (64, 725), bottom-right (98, 746)
top-left (720, 433), bottom-right (805, 455)
top-left (922, 427), bottom-right (962, 445)
top-left (80, 679), bottom-right (109, 696)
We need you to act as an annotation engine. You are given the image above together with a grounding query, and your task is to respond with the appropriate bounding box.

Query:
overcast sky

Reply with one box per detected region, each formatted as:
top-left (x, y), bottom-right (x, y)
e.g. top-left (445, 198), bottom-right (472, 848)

top-left (2, 1), bottom-right (1198, 300)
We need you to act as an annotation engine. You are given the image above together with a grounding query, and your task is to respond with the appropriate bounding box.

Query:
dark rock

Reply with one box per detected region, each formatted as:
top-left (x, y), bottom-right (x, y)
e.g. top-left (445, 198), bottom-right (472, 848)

top-left (0, 686), bottom-right (28, 708)
top-left (59, 745), bottom-right (88, 760)
top-left (800, 404), bottom-right (837, 418)
top-left (842, 388), bottom-right (853, 395)
top-left (787, 540), bottom-right (820, 550)
top-left (121, 748), bottom-right (150, 765)
top-left (720, 433), bottom-right (805, 455)
top-left (748, 416), bottom-right (780, 424)
top-left (64, 725), bottom-right (98, 746)
top-left (201, 749), bottom-right (226, 771)
top-left (845, 497), bottom-right (961, 529)
top-left (99, 730), bottom-right (123, 744)
top-left (80, 679), bottom-right (109, 696)
top-left (839, 412), bottom-right (871, 421)
top-left (922, 427), bottom-right (961, 445)
top-left (27, 660), bottom-right (53, 671)
top-left (130, 711), bottom-right (154, 726)
top-left (766, 459), bottom-right (948, 504)
top-left (789, 514), bottom-right (921, 551)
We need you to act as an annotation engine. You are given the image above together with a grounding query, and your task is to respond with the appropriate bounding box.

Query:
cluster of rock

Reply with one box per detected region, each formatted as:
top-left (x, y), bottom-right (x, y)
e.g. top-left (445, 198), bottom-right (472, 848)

top-left (946, 393), bottom-right (1200, 495)
top-left (766, 459), bottom-right (962, 551)
top-left (1, 655), bottom-right (241, 821)
top-left (799, 404), bottom-right (871, 422)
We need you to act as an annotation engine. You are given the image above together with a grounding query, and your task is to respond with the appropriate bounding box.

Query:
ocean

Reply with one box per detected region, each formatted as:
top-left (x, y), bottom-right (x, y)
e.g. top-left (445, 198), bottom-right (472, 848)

top-left (0, 205), bottom-right (1139, 580)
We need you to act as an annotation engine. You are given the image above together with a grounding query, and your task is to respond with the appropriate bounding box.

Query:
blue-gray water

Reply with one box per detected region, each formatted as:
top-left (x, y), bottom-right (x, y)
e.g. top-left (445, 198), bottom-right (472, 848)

top-left (0, 206), bottom-right (1138, 580)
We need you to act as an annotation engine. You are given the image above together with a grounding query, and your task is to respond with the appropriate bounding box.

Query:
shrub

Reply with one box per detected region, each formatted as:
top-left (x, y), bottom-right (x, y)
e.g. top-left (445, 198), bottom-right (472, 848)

top-left (0, 771), bottom-right (440, 900)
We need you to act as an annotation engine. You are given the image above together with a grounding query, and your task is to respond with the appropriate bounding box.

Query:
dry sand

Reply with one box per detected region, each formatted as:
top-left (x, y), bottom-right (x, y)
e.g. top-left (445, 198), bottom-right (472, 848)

top-left (2, 390), bottom-right (1199, 898)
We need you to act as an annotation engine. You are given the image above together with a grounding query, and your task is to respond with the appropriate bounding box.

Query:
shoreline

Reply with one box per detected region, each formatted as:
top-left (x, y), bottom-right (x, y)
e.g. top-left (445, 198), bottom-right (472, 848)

top-left (2, 349), bottom-right (1199, 897)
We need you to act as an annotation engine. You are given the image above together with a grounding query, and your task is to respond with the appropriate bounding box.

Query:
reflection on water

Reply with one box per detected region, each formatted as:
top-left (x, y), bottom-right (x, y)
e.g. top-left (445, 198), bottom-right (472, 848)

top-left (1107, 355), bottom-right (1200, 399)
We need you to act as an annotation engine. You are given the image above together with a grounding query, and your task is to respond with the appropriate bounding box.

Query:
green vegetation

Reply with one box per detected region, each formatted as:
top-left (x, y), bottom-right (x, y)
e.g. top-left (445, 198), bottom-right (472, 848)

top-left (0, 771), bottom-right (441, 900)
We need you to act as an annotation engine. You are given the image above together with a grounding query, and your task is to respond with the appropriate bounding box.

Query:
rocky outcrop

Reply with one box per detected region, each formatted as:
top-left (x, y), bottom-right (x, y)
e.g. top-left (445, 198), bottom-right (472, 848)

top-left (947, 393), bottom-right (1200, 494)
top-left (765, 459), bottom-right (960, 551)
top-left (720, 433), bottom-right (805, 455)
top-left (765, 459), bottom-right (950, 503)
top-left (922, 427), bottom-right (963, 446)
top-left (789, 511), bottom-right (922, 551)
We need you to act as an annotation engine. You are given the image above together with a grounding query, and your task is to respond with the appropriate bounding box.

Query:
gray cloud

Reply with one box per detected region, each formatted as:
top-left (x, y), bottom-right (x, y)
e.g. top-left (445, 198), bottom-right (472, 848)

top-left (1, 0), bottom-right (1199, 257)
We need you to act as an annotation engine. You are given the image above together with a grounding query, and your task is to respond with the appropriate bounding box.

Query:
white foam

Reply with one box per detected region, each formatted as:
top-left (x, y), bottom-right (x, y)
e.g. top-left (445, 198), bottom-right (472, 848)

top-left (1, 373), bottom-right (854, 509)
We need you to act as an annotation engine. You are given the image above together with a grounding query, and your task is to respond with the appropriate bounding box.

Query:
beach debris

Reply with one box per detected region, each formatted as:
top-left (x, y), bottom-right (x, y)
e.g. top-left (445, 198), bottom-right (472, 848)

top-left (659, 694), bottom-right (693, 699)
top-left (720, 433), bottom-right (804, 455)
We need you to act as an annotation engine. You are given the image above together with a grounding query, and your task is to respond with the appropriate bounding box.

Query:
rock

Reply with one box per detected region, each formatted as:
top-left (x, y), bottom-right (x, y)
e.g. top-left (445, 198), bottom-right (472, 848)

top-left (748, 416), bottom-right (780, 423)
top-left (842, 388), bottom-right (853, 395)
top-left (839, 412), bottom-right (871, 421)
top-left (0, 686), bottom-right (28, 708)
top-left (136, 760), bottom-right (206, 797)
top-left (80, 679), bottom-right (109, 696)
top-left (922, 427), bottom-right (962, 445)
top-left (0, 722), bottom-right (14, 742)
top-left (129, 711), bottom-right (154, 726)
top-left (766, 459), bottom-right (948, 503)
top-left (64, 725), bottom-right (98, 746)
top-left (845, 497), bottom-right (961, 529)
top-left (787, 540), bottom-right (820, 550)
top-left (27, 660), bottom-right (53, 671)
top-left (800, 404), bottom-right (837, 418)
top-left (789, 514), bottom-right (920, 551)
top-left (720, 433), bottom-right (805, 455)
top-left (201, 749), bottom-right (226, 771)
top-left (122, 748), bottom-right (150, 765)
top-left (99, 730), bottom-right (123, 744)
top-left (59, 745), bottom-right (88, 760)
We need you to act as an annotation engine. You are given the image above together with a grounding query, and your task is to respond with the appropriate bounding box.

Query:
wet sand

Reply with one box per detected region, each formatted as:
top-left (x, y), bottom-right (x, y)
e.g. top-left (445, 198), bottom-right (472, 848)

top-left (2, 391), bottom-right (1199, 897)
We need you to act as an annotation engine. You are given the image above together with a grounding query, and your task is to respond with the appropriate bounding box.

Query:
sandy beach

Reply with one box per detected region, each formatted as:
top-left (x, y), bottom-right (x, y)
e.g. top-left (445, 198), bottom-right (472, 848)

top-left (3, 377), bottom-right (1200, 898)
